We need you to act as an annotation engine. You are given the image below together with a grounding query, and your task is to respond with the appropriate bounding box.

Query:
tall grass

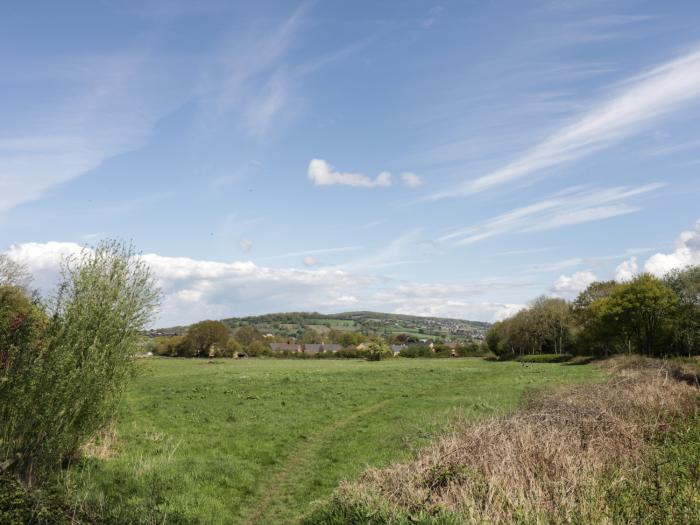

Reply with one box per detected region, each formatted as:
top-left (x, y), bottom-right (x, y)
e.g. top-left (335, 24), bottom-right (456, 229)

top-left (304, 358), bottom-right (699, 524)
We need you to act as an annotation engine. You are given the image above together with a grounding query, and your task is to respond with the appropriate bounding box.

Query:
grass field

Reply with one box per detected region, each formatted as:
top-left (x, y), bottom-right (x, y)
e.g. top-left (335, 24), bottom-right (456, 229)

top-left (69, 358), bottom-right (601, 524)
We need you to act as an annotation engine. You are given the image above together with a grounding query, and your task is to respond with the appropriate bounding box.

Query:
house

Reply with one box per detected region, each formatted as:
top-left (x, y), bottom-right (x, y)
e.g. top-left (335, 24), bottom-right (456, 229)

top-left (270, 342), bottom-right (302, 353)
top-left (389, 344), bottom-right (405, 356)
top-left (304, 343), bottom-right (323, 355)
top-left (303, 343), bottom-right (342, 354)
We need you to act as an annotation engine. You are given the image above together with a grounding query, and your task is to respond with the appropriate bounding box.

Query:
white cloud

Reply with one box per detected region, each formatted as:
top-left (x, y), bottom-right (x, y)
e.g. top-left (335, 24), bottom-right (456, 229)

top-left (238, 238), bottom-right (253, 252)
top-left (615, 256), bottom-right (638, 281)
top-left (4, 241), bottom-right (518, 325)
top-left (551, 270), bottom-right (597, 297)
top-left (644, 220), bottom-right (700, 276)
top-left (307, 159), bottom-right (393, 188)
top-left (440, 183), bottom-right (662, 246)
top-left (401, 172), bottom-right (423, 187)
top-left (429, 44), bottom-right (700, 199)
top-left (302, 255), bottom-right (318, 266)
top-left (393, 301), bottom-right (524, 323)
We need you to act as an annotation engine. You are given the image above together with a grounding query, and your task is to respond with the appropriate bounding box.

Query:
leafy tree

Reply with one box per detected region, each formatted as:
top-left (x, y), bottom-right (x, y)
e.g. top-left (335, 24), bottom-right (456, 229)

top-left (663, 266), bottom-right (700, 356)
top-left (598, 274), bottom-right (676, 356)
top-left (338, 331), bottom-right (365, 347)
top-left (234, 324), bottom-right (262, 346)
top-left (185, 320), bottom-right (230, 358)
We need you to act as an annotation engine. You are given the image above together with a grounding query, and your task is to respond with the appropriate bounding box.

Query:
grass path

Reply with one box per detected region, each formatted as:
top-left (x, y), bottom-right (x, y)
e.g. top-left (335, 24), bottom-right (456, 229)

top-left (243, 399), bottom-right (392, 524)
top-left (70, 359), bottom-right (601, 523)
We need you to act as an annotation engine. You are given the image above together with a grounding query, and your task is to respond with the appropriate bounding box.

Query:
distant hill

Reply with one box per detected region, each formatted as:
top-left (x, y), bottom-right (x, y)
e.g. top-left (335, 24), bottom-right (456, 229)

top-left (155, 311), bottom-right (489, 341)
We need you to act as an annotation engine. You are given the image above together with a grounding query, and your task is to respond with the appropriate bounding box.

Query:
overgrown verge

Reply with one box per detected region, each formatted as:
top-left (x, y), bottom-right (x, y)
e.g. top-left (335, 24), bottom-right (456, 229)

top-left (303, 358), bottom-right (700, 524)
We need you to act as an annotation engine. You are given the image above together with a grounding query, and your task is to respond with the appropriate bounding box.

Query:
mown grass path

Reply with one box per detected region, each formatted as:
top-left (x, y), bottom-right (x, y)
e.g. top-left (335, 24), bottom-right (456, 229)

top-left (71, 358), bottom-right (600, 524)
top-left (243, 399), bottom-right (392, 525)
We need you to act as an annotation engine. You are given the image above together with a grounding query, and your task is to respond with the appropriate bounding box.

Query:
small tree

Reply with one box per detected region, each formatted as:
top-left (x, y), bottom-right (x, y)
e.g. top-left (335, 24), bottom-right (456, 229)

top-left (184, 320), bottom-right (230, 358)
top-left (1, 240), bottom-right (159, 484)
top-left (366, 340), bottom-right (392, 361)
top-left (601, 274), bottom-right (676, 356)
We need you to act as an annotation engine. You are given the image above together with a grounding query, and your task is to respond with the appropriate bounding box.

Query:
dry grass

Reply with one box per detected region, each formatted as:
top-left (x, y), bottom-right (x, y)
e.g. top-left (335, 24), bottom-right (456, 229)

top-left (80, 420), bottom-right (118, 461)
top-left (318, 358), bottom-right (699, 524)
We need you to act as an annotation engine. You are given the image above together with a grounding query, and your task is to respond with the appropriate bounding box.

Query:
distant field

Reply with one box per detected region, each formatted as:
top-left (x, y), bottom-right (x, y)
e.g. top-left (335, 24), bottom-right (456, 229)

top-left (71, 359), bottom-right (600, 524)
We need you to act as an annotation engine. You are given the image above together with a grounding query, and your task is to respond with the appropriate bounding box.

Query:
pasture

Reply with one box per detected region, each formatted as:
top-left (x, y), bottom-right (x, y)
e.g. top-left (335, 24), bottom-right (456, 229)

top-left (70, 358), bottom-right (600, 524)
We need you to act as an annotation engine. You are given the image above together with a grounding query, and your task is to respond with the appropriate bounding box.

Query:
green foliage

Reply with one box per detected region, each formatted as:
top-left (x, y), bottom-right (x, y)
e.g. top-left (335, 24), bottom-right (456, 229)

top-left (599, 274), bottom-right (676, 356)
top-left (149, 335), bottom-right (187, 357)
top-left (399, 344), bottom-right (433, 358)
top-left (233, 324), bottom-right (262, 346)
top-left (604, 412), bottom-right (700, 524)
top-left (664, 266), bottom-right (700, 356)
top-left (0, 240), bottom-right (159, 484)
top-left (366, 341), bottom-right (392, 361)
top-left (488, 267), bottom-right (700, 358)
top-left (0, 473), bottom-right (68, 525)
top-left (184, 320), bottom-right (230, 358)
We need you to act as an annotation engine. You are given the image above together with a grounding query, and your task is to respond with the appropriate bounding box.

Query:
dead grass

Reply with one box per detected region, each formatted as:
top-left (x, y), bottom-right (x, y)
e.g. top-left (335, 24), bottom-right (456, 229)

top-left (315, 358), bottom-right (699, 524)
top-left (80, 420), bottom-right (118, 461)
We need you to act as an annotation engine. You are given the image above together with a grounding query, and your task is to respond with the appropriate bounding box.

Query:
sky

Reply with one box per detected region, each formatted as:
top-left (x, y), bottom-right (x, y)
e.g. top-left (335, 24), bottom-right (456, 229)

top-left (2, 0), bottom-right (700, 326)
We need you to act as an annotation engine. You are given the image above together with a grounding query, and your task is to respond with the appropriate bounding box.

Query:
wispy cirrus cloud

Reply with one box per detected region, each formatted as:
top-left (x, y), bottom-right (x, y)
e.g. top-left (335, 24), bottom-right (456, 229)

top-left (439, 183), bottom-right (663, 246)
top-left (0, 54), bottom-right (189, 214)
top-left (428, 44), bottom-right (700, 199)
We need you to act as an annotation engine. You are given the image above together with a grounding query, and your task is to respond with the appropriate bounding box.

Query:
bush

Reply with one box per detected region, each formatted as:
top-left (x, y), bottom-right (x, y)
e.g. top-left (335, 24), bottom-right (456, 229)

top-left (399, 344), bottom-right (433, 358)
top-left (366, 341), bottom-right (392, 361)
top-left (0, 472), bottom-right (68, 524)
top-left (454, 342), bottom-right (487, 357)
top-left (149, 335), bottom-right (187, 357)
top-left (0, 240), bottom-right (159, 484)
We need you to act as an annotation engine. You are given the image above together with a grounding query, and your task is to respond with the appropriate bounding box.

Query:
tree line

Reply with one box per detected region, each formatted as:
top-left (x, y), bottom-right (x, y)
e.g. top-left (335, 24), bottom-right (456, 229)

top-left (486, 266), bottom-right (700, 358)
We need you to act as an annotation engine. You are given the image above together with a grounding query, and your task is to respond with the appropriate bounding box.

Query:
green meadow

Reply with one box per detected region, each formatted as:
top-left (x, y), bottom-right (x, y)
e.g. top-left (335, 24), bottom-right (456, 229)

top-left (70, 358), bottom-right (601, 524)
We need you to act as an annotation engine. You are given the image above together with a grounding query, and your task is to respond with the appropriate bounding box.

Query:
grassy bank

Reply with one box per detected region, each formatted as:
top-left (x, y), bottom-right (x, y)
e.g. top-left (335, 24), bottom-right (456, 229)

top-left (61, 358), bottom-right (599, 523)
top-left (304, 358), bottom-right (699, 525)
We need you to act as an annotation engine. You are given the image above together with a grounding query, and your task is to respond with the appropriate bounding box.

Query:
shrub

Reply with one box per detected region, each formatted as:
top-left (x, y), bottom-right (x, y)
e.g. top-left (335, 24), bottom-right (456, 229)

top-left (366, 341), bottom-right (392, 361)
top-left (0, 240), bottom-right (159, 485)
top-left (149, 335), bottom-right (186, 357)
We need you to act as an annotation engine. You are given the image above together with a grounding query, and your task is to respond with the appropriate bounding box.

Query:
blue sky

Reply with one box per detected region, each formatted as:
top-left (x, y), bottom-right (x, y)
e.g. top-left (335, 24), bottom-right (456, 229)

top-left (2, 0), bottom-right (700, 326)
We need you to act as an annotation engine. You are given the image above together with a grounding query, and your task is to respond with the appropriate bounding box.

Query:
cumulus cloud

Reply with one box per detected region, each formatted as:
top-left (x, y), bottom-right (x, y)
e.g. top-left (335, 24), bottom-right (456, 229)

top-left (644, 220), bottom-right (700, 275)
top-left (401, 172), bottom-right (423, 187)
top-left (307, 159), bottom-right (392, 188)
top-left (551, 270), bottom-right (597, 297)
top-left (3, 241), bottom-right (519, 325)
top-left (615, 256), bottom-right (638, 281)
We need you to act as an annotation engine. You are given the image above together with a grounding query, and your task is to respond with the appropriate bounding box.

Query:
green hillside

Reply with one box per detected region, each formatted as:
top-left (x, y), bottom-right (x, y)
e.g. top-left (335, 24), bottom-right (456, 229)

top-left (156, 311), bottom-right (489, 341)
